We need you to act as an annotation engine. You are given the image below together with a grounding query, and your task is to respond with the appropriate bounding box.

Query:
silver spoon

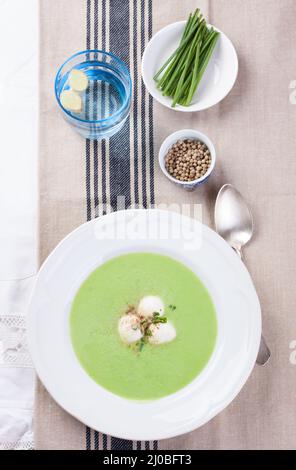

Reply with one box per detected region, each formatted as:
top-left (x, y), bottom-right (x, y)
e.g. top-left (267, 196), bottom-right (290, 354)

top-left (215, 184), bottom-right (271, 366)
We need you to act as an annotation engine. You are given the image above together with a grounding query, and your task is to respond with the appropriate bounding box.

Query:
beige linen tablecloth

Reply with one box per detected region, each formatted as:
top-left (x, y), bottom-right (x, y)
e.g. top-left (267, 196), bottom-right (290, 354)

top-left (36, 0), bottom-right (296, 449)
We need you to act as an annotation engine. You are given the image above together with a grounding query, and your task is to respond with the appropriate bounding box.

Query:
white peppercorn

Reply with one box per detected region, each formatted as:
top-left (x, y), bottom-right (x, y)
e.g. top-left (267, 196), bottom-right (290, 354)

top-left (164, 139), bottom-right (211, 182)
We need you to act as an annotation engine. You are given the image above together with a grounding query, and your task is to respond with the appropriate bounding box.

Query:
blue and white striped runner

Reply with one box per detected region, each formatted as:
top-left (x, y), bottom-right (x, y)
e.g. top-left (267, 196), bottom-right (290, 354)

top-left (84, 0), bottom-right (156, 450)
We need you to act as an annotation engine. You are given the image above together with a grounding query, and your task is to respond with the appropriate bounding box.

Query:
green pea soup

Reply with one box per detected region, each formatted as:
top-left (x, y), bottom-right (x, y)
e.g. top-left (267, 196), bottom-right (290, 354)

top-left (70, 252), bottom-right (217, 400)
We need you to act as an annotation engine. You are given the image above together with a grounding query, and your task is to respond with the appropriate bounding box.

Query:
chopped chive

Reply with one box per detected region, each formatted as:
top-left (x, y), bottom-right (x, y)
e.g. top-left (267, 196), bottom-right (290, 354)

top-left (153, 9), bottom-right (220, 107)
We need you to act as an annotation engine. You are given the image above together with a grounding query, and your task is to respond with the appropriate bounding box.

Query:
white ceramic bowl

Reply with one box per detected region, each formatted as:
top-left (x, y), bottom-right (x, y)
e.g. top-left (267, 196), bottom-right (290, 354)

top-left (159, 129), bottom-right (216, 190)
top-left (27, 209), bottom-right (261, 441)
top-left (142, 21), bottom-right (238, 112)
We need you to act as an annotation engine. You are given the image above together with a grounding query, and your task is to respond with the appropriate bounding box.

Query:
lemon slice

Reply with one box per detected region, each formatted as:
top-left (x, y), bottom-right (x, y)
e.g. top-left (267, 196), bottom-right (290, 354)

top-left (69, 69), bottom-right (89, 92)
top-left (60, 90), bottom-right (82, 113)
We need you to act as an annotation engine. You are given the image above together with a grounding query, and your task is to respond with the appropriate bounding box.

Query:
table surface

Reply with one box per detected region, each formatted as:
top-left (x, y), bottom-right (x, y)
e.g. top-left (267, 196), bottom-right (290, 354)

top-left (2, 0), bottom-right (296, 450)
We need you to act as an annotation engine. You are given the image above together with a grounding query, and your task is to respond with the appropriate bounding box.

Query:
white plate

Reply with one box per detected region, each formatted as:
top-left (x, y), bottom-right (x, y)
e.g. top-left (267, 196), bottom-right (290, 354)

top-left (27, 209), bottom-right (261, 441)
top-left (142, 21), bottom-right (238, 112)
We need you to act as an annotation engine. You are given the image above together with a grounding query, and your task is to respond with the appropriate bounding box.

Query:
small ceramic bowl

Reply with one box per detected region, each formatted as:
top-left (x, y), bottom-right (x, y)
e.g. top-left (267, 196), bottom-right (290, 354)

top-left (158, 129), bottom-right (216, 190)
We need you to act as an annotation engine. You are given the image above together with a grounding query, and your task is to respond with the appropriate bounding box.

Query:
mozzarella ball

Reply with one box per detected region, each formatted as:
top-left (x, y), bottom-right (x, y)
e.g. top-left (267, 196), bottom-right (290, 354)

top-left (137, 296), bottom-right (164, 319)
top-left (148, 322), bottom-right (176, 345)
top-left (118, 314), bottom-right (143, 344)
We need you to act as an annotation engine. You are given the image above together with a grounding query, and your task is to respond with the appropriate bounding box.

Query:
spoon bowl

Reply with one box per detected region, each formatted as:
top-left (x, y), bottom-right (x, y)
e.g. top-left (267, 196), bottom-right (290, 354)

top-left (215, 184), bottom-right (253, 252)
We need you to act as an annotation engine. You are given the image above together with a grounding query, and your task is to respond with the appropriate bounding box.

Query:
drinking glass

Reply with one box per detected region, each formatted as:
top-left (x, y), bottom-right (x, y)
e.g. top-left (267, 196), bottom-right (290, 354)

top-left (55, 50), bottom-right (132, 140)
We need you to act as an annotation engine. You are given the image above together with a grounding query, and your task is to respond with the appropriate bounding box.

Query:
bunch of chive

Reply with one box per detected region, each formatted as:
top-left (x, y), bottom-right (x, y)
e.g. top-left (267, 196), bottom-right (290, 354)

top-left (153, 9), bottom-right (220, 107)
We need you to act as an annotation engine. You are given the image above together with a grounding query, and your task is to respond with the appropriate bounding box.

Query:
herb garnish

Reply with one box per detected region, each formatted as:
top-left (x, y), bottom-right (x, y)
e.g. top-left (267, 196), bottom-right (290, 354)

top-left (152, 312), bottom-right (168, 324)
top-left (137, 311), bottom-right (168, 352)
top-left (138, 337), bottom-right (146, 352)
top-left (169, 305), bottom-right (176, 311)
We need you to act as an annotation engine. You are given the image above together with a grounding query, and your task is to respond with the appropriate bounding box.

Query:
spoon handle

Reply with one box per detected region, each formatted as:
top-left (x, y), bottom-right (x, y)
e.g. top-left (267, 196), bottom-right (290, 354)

top-left (233, 247), bottom-right (242, 259)
top-left (235, 248), bottom-right (271, 366)
top-left (256, 334), bottom-right (271, 366)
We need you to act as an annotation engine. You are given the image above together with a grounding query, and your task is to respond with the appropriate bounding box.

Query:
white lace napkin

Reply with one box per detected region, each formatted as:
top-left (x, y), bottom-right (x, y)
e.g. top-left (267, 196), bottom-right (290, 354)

top-left (0, 0), bottom-right (38, 450)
